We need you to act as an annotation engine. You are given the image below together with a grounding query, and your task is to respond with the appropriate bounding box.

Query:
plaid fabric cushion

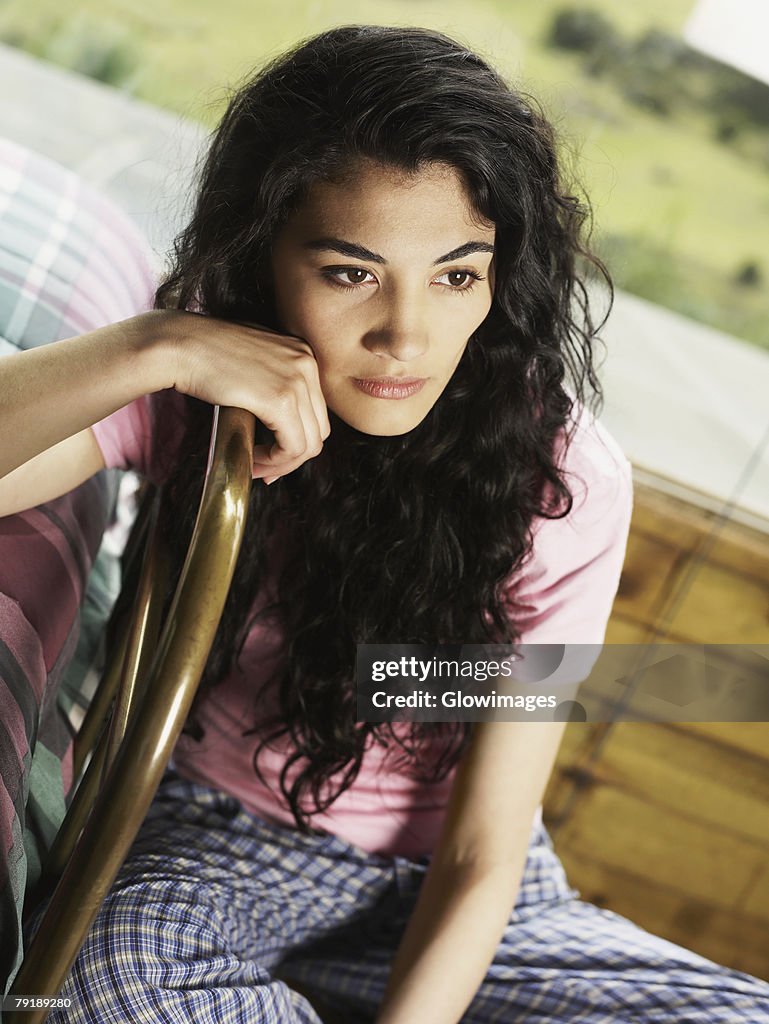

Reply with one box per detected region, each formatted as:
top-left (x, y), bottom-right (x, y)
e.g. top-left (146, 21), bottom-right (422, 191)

top-left (0, 137), bottom-right (157, 351)
top-left (0, 135), bottom-right (157, 990)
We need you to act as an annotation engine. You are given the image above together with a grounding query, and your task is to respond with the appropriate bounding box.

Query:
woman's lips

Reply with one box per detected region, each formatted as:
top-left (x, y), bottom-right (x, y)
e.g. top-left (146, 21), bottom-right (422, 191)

top-left (352, 377), bottom-right (428, 400)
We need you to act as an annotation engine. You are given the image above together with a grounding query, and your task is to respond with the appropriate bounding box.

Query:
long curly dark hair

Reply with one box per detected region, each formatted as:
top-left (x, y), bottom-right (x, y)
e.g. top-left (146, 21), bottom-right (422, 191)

top-left (152, 24), bottom-right (611, 833)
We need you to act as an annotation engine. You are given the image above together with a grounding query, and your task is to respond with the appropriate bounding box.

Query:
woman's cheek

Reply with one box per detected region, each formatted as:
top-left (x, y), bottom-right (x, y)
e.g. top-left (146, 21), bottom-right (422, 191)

top-left (274, 276), bottom-right (329, 337)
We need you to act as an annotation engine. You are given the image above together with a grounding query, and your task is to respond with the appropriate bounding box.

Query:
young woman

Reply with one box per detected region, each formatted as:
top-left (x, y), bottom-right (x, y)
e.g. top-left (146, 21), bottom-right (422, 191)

top-left (4, 23), bottom-right (769, 1024)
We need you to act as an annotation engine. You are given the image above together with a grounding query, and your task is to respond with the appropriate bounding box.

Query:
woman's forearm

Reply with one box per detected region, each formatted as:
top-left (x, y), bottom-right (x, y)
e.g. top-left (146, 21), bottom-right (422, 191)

top-left (374, 855), bottom-right (526, 1024)
top-left (0, 310), bottom-right (173, 478)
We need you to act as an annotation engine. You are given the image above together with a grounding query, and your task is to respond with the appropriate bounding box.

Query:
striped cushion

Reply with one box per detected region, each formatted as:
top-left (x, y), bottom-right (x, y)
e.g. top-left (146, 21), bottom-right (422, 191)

top-left (0, 477), bottom-right (113, 986)
top-left (0, 135), bottom-right (156, 990)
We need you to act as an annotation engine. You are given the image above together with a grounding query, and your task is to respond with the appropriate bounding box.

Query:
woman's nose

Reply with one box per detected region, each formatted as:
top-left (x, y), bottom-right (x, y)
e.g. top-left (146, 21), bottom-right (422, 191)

top-left (362, 291), bottom-right (430, 362)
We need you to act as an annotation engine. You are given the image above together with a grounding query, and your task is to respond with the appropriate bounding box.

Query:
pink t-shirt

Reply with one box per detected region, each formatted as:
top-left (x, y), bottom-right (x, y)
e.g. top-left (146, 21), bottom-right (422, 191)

top-left (91, 390), bottom-right (633, 858)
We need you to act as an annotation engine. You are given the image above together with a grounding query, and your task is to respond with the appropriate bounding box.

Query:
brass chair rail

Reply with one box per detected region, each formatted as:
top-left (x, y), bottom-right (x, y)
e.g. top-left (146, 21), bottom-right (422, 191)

top-left (103, 489), bottom-right (168, 777)
top-left (8, 406), bottom-right (255, 1024)
top-left (71, 486), bottom-right (157, 782)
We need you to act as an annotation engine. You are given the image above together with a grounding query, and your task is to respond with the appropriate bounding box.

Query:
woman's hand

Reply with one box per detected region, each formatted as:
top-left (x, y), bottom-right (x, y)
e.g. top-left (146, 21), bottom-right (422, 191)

top-left (163, 309), bottom-right (331, 485)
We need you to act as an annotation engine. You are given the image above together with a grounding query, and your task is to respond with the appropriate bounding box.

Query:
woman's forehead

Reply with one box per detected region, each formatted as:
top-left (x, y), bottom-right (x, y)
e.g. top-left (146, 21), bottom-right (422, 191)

top-left (279, 161), bottom-right (495, 254)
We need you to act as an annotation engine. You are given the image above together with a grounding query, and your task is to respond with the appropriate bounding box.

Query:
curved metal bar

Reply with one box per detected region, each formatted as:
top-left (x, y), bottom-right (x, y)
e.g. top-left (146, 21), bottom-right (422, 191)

top-left (8, 406), bottom-right (255, 1023)
top-left (70, 623), bottom-right (126, 783)
top-left (44, 721), bottom-right (109, 879)
top-left (43, 487), bottom-right (169, 876)
top-left (103, 488), bottom-right (168, 776)
top-left (71, 486), bottom-right (157, 780)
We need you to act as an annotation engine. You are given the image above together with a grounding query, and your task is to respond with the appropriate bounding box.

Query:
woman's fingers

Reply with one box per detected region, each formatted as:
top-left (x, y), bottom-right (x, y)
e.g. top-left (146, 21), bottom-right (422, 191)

top-left (251, 375), bottom-right (326, 480)
top-left (252, 393), bottom-right (309, 467)
top-left (304, 357), bottom-right (332, 442)
top-left (168, 311), bottom-right (331, 482)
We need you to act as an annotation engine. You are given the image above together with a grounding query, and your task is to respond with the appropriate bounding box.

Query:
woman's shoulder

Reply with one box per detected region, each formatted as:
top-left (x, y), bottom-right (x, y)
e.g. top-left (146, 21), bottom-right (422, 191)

top-left (558, 400), bottom-right (631, 492)
top-left (503, 403), bottom-right (634, 644)
top-left (541, 399), bottom-right (633, 535)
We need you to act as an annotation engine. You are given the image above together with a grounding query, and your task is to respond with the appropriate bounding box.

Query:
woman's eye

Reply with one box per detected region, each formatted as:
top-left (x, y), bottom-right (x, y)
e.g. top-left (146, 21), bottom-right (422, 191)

top-left (321, 266), bottom-right (485, 292)
top-left (435, 270), bottom-right (484, 291)
top-left (323, 267), bottom-right (376, 288)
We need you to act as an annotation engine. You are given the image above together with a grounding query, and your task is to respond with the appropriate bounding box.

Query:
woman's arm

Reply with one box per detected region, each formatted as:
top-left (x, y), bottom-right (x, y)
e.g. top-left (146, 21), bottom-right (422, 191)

top-left (375, 718), bottom-right (569, 1024)
top-left (0, 429), bottom-right (110, 518)
top-left (0, 311), bottom-right (172, 481)
top-left (375, 423), bottom-right (632, 1024)
top-left (0, 308), bottom-right (332, 515)
top-left (374, 857), bottom-right (524, 1024)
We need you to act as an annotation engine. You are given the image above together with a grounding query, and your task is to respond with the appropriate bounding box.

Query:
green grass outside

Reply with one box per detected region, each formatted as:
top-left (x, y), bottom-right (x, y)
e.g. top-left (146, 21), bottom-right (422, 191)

top-left (2, 0), bottom-right (767, 350)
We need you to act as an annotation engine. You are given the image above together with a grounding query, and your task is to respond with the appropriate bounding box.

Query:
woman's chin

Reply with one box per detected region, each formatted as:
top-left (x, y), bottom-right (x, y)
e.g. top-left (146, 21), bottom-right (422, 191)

top-left (332, 405), bottom-right (428, 437)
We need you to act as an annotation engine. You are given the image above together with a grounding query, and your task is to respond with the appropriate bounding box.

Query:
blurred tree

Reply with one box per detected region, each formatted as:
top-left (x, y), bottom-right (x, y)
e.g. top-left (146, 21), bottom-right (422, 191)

top-left (546, 8), bottom-right (619, 54)
top-left (44, 16), bottom-right (138, 87)
top-left (548, 10), bottom-right (769, 137)
top-left (734, 260), bottom-right (763, 288)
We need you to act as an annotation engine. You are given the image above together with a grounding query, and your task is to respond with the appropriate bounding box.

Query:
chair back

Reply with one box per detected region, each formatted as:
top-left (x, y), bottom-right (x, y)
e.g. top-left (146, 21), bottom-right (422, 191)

top-left (5, 405), bottom-right (254, 1024)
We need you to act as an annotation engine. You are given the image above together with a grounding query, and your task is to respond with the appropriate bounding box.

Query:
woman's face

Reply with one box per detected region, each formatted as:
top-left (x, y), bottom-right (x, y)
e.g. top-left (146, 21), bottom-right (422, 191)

top-left (270, 160), bottom-right (496, 436)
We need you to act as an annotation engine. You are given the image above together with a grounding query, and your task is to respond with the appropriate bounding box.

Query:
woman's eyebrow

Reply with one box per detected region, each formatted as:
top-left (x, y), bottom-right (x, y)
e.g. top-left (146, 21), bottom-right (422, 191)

top-left (302, 237), bottom-right (495, 265)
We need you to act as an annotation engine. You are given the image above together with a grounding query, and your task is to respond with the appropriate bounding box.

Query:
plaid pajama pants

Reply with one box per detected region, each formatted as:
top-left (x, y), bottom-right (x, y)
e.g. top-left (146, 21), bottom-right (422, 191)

top-left (30, 772), bottom-right (769, 1023)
